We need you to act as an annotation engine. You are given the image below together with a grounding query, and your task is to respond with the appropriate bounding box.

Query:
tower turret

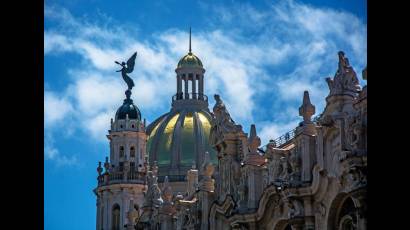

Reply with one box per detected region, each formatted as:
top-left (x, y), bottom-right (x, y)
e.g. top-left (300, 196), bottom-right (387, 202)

top-left (94, 77), bottom-right (147, 230)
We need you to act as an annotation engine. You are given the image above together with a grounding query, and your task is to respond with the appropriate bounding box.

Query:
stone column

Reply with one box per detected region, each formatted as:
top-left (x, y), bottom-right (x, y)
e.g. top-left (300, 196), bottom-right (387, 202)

top-left (121, 191), bottom-right (126, 230)
top-left (245, 165), bottom-right (264, 210)
top-left (198, 74), bottom-right (204, 100)
top-left (199, 152), bottom-right (216, 230)
top-left (187, 167), bottom-right (198, 196)
top-left (184, 75), bottom-right (189, 99)
top-left (198, 191), bottom-right (216, 230)
top-left (100, 204), bottom-right (105, 230)
top-left (96, 196), bottom-right (101, 230)
top-left (303, 197), bottom-right (315, 230)
top-left (316, 127), bottom-right (324, 170)
top-left (192, 74), bottom-right (197, 99)
top-left (301, 134), bottom-right (315, 182)
top-left (177, 74), bottom-right (182, 99)
top-left (103, 191), bottom-right (110, 229)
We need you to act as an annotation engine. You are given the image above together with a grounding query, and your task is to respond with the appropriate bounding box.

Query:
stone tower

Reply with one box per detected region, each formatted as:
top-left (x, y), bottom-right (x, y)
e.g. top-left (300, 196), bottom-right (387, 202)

top-left (94, 89), bottom-right (148, 230)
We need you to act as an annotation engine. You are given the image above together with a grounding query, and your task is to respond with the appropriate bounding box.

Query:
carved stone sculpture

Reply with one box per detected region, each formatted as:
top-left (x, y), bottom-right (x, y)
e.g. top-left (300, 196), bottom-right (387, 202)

top-left (144, 171), bottom-right (163, 208)
top-left (288, 199), bottom-right (304, 219)
top-left (212, 94), bottom-right (238, 132)
top-left (127, 199), bottom-right (139, 228)
top-left (199, 152), bottom-right (215, 192)
top-left (209, 95), bottom-right (242, 147)
top-left (278, 156), bottom-right (290, 181)
top-left (289, 149), bottom-right (301, 182)
top-left (244, 124), bottom-right (266, 166)
top-left (162, 176), bottom-right (173, 204)
top-left (266, 143), bottom-right (289, 183)
top-left (326, 51), bottom-right (361, 96)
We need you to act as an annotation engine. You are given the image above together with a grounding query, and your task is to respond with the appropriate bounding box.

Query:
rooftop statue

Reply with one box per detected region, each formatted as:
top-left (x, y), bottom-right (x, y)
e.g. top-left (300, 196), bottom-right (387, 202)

top-left (115, 52), bottom-right (137, 91)
top-left (210, 94), bottom-right (241, 147)
top-left (143, 171), bottom-right (163, 208)
top-left (326, 51), bottom-right (361, 95)
top-left (212, 94), bottom-right (239, 132)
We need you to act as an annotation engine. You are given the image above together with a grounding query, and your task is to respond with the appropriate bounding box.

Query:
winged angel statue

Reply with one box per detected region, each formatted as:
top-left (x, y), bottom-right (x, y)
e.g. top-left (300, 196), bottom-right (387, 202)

top-left (115, 52), bottom-right (137, 90)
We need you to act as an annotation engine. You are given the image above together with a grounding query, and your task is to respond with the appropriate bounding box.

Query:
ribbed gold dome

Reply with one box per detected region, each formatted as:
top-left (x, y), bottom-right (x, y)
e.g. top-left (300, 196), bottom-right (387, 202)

top-left (146, 109), bottom-right (217, 180)
top-left (177, 52), bottom-right (203, 68)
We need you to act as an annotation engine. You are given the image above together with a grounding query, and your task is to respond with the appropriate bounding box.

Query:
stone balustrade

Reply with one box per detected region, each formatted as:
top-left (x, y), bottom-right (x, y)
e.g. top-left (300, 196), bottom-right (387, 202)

top-left (97, 170), bottom-right (146, 186)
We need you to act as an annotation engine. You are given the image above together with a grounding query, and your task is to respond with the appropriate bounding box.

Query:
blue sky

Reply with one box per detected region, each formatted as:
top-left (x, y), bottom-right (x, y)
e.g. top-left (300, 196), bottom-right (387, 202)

top-left (44, 0), bottom-right (367, 229)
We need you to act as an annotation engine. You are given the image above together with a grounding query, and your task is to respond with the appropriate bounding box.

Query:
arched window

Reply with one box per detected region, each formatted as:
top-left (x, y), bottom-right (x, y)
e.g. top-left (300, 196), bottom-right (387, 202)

top-left (119, 146), bottom-right (124, 158)
top-left (130, 146), bottom-right (135, 158)
top-left (112, 204), bottom-right (120, 230)
top-left (337, 197), bottom-right (357, 230)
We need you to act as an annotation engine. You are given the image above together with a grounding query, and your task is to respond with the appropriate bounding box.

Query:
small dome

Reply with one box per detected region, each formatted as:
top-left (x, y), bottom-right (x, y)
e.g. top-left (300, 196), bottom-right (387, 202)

top-left (115, 98), bottom-right (141, 120)
top-left (177, 52), bottom-right (203, 68)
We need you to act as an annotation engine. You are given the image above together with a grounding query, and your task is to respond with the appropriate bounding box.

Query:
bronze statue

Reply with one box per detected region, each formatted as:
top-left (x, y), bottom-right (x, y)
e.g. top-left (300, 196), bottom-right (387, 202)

top-left (115, 52), bottom-right (137, 90)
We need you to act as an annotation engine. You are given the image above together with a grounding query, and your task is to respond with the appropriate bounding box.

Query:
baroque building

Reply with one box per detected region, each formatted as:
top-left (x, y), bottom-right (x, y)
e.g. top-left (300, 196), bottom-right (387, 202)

top-left (94, 32), bottom-right (367, 230)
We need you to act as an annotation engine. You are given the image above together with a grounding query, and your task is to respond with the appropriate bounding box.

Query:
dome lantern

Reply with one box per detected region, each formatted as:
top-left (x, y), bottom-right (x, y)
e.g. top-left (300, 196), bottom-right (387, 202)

top-left (146, 27), bottom-right (216, 183)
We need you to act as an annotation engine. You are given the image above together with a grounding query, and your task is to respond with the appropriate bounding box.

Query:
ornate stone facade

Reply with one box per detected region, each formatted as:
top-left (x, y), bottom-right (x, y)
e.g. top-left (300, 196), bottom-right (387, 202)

top-left (95, 50), bottom-right (367, 230)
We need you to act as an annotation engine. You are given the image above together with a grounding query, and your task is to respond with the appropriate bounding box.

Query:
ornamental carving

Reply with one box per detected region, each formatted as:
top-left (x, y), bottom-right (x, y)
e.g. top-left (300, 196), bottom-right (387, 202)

top-left (326, 51), bottom-right (361, 96)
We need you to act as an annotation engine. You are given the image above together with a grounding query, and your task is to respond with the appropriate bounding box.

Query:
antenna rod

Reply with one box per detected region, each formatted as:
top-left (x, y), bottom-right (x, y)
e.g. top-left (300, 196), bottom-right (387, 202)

top-left (189, 27), bottom-right (192, 53)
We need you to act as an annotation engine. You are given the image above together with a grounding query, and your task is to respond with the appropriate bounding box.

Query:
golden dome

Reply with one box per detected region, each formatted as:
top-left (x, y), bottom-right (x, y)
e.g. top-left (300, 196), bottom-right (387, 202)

top-left (177, 52), bottom-right (203, 68)
top-left (146, 110), bottom-right (217, 180)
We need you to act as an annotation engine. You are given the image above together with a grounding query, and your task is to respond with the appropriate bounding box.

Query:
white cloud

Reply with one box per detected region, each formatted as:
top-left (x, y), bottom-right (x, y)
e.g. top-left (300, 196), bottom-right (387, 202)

top-left (258, 120), bottom-right (300, 145)
top-left (76, 41), bottom-right (123, 70)
top-left (71, 73), bottom-right (124, 116)
top-left (84, 112), bottom-right (112, 141)
top-left (44, 32), bottom-right (73, 54)
top-left (44, 1), bottom-right (366, 150)
top-left (45, 133), bottom-right (78, 167)
top-left (44, 91), bottom-right (73, 127)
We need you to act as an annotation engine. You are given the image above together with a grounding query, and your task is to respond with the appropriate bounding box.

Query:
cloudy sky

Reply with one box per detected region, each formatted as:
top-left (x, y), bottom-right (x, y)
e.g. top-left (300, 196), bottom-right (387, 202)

top-left (44, 0), bottom-right (366, 229)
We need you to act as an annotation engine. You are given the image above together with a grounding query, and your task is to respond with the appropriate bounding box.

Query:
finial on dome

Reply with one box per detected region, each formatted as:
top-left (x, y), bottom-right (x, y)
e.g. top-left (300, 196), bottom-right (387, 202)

top-left (189, 27), bottom-right (192, 54)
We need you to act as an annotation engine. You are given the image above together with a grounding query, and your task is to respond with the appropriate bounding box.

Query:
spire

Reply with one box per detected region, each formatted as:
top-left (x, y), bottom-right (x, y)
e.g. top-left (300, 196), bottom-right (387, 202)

top-left (162, 176), bottom-right (173, 203)
top-left (248, 124), bottom-right (261, 155)
top-left (245, 124), bottom-right (265, 166)
top-left (299, 91), bottom-right (315, 124)
top-left (250, 124), bottom-right (257, 140)
top-left (189, 27), bottom-right (192, 54)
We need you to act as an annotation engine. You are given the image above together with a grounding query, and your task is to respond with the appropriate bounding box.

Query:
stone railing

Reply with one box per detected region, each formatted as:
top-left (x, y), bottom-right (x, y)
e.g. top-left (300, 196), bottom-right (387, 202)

top-left (272, 127), bottom-right (298, 147)
top-left (172, 93), bottom-right (208, 102)
top-left (313, 113), bottom-right (323, 123)
top-left (97, 171), bottom-right (146, 186)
